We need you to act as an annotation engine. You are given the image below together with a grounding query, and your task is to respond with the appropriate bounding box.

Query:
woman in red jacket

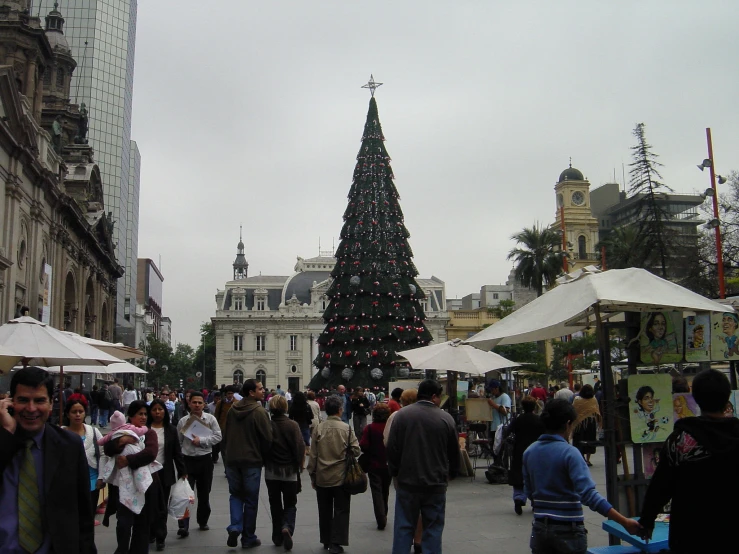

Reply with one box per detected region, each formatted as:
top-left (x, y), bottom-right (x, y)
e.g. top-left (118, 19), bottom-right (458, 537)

top-left (359, 403), bottom-right (391, 530)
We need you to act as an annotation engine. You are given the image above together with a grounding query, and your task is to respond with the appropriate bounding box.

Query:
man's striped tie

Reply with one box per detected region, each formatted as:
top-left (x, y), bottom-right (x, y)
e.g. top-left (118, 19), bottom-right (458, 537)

top-left (18, 438), bottom-right (43, 553)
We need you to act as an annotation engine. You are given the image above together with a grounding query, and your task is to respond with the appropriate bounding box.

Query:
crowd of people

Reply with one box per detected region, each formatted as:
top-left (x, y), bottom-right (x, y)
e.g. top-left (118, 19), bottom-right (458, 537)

top-left (1, 367), bottom-right (738, 554)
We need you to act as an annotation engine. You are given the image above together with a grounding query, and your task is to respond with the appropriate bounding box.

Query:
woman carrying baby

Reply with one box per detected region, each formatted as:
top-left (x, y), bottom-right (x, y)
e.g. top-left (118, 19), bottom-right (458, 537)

top-left (103, 399), bottom-right (163, 554)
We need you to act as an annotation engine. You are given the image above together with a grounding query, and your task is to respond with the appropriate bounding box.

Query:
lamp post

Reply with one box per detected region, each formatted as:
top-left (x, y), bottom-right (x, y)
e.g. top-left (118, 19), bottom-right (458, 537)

top-left (699, 128), bottom-right (726, 298)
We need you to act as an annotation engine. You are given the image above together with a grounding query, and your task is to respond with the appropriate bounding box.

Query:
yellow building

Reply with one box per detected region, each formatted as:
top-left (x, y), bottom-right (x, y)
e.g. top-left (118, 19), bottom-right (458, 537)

top-left (446, 310), bottom-right (501, 342)
top-left (553, 164), bottom-right (601, 269)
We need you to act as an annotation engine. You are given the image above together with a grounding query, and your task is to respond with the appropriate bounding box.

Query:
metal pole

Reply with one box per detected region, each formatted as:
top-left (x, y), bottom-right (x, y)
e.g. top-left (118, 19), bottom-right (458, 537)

top-left (706, 128), bottom-right (726, 298)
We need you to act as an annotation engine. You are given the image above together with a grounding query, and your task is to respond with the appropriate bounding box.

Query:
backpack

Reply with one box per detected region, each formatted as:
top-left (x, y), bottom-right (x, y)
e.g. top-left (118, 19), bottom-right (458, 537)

top-left (104, 388), bottom-right (113, 402)
top-left (366, 392), bottom-right (376, 410)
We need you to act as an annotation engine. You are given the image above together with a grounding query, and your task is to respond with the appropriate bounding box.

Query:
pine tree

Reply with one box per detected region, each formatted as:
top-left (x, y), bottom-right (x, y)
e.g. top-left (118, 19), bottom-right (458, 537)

top-left (628, 123), bottom-right (674, 277)
top-left (311, 96), bottom-right (433, 389)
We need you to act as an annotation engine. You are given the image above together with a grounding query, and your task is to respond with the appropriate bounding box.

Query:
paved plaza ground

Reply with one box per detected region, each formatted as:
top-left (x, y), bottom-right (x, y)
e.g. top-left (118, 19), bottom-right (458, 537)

top-left (92, 450), bottom-right (612, 553)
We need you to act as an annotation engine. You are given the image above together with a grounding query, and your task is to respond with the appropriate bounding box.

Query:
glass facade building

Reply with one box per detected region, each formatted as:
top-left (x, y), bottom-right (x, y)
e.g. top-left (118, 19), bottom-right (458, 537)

top-left (35, 0), bottom-right (140, 342)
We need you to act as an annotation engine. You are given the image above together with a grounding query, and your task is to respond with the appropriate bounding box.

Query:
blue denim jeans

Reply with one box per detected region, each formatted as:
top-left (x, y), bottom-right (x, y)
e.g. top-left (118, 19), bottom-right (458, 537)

top-left (226, 466), bottom-right (262, 545)
top-left (530, 519), bottom-right (588, 554)
top-left (90, 405), bottom-right (98, 425)
top-left (392, 487), bottom-right (446, 554)
top-left (98, 409), bottom-right (109, 427)
top-left (513, 487), bottom-right (527, 505)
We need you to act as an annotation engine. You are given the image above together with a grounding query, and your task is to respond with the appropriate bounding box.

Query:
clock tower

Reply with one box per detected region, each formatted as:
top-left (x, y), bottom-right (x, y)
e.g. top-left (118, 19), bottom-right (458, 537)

top-left (553, 163), bottom-right (601, 269)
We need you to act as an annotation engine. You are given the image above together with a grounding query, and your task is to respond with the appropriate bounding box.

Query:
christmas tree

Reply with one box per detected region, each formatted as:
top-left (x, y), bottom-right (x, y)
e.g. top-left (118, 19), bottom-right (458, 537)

top-left (311, 85), bottom-right (434, 389)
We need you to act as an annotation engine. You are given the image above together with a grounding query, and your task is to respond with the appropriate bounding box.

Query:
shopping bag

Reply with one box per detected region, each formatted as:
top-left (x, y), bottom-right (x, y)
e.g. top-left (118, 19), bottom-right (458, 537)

top-left (168, 478), bottom-right (195, 520)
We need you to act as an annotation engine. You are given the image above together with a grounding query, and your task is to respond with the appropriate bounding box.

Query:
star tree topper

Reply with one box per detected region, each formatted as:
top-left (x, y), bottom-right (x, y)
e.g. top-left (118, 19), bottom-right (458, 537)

top-left (361, 74), bottom-right (383, 97)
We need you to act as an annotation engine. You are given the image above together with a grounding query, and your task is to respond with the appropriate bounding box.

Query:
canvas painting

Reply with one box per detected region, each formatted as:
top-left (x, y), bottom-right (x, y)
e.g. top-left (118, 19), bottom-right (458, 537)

top-left (711, 312), bottom-right (739, 361)
top-left (639, 311), bottom-right (684, 365)
top-left (685, 314), bottom-right (710, 362)
top-left (629, 374), bottom-right (673, 443)
top-left (673, 393), bottom-right (700, 420)
top-left (642, 443), bottom-right (662, 479)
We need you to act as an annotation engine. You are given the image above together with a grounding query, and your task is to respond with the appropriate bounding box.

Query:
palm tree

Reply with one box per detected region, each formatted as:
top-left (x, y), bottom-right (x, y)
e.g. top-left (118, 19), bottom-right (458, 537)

top-left (598, 225), bottom-right (644, 270)
top-left (507, 224), bottom-right (563, 297)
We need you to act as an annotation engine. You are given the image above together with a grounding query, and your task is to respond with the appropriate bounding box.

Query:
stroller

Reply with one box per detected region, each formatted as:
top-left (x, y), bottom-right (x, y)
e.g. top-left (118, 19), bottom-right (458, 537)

top-left (485, 415), bottom-right (515, 485)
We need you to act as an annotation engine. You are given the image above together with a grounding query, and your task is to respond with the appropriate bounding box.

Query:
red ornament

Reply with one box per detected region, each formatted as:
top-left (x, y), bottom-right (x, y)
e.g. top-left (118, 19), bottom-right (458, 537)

top-left (345, 350), bottom-right (352, 357)
top-left (398, 326), bottom-right (405, 331)
top-left (372, 350), bottom-right (378, 356)
top-left (324, 353), bottom-right (331, 359)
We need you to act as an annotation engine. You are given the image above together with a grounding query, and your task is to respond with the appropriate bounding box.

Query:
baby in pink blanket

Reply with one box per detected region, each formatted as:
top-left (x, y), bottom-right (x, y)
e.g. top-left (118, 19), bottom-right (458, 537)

top-left (98, 410), bottom-right (148, 445)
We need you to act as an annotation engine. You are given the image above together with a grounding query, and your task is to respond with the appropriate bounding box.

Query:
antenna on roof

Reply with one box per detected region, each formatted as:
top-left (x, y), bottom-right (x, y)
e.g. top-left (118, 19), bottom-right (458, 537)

top-left (73, 40), bottom-right (89, 105)
top-left (622, 162), bottom-right (626, 192)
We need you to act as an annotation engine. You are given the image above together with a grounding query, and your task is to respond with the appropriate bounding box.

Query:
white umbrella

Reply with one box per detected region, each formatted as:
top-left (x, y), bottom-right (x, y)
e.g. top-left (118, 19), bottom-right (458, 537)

top-left (465, 268), bottom-right (732, 351)
top-left (45, 361), bottom-right (148, 375)
top-left (62, 331), bottom-right (145, 360)
top-left (0, 316), bottom-right (121, 421)
top-left (397, 339), bottom-right (521, 376)
top-left (0, 344), bottom-right (22, 375)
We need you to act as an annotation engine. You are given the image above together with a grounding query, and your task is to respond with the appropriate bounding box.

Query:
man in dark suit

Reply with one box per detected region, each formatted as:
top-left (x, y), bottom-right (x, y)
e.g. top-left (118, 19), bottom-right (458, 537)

top-left (0, 366), bottom-right (96, 553)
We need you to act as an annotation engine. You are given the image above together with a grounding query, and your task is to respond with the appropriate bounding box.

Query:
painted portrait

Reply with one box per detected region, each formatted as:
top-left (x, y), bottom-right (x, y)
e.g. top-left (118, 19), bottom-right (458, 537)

top-left (673, 393), bottom-right (700, 420)
top-left (642, 443), bottom-right (661, 479)
top-left (629, 374), bottom-right (673, 443)
top-left (711, 312), bottom-right (739, 361)
top-left (685, 314), bottom-right (710, 362)
top-left (640, 311), bottom-right (683, 365)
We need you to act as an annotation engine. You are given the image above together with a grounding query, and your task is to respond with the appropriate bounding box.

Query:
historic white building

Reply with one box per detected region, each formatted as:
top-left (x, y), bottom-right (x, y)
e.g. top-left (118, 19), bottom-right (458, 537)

top-left (212, 236), bottom-right (449, 391)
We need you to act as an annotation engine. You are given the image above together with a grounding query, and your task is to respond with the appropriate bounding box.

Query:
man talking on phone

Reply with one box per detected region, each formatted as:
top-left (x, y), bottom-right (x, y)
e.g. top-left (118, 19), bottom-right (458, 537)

top-left (0, 366), bottom-right (97, 553)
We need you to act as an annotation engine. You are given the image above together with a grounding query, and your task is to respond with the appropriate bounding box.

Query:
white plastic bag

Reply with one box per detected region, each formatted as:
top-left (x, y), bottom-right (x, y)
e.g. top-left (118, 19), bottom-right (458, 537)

top-left (168, 478), bottom-right (195, 520)
top-left (493, 424), bottom-right (505, 456)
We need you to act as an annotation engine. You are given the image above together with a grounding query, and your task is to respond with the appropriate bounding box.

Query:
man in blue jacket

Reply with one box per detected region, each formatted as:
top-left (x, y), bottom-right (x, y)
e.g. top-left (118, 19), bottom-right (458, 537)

top-left (523, 399), bottom-right (640, 553)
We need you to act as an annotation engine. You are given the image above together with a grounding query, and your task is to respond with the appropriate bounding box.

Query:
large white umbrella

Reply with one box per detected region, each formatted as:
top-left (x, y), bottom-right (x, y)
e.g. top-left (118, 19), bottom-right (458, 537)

top-left (0, 344), bottom-right (22, 374)
top-left (465, 267), bottom-right (732, 351)
top-left (45, 361), bottom-right (148, 375)
top-left (62, 331), bottom-right (145, 360)
top-left (397, 339), bottom-right (521, 376)
top-left (0, 316), bottom-right (121, 421)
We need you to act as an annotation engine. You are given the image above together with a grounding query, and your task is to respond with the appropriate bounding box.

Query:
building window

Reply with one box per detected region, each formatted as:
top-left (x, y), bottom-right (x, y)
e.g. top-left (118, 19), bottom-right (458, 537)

top-left (233, 334), bottom-right (243, 351)
top-left (233, 298), bottom-right (243, 310)
top-left (256, 298), bottom-right (265, 310)
top-left (420, 299), bottom-right (428, 312)
top-left (289, 335), bottom-right (298, 351)
top-left (56, 69), bottom-right (64, 89)
top-left (291, 365), bottom-right (298, 374)
top-left (578, 235), bottom-right (587, 259)
top-left (233, 369), bottom-right (244, 384)
top-left (321, 296), bottom-right (327, 310)
top-left (493, 293), bottom-right (499, 300)
top-left (256, 334), bottom-right (266, 351)
top-left (256, 369), bottom-right (266, 386)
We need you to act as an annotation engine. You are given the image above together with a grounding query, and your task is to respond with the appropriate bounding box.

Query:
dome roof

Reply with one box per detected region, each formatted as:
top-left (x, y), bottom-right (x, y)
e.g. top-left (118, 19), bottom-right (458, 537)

top-left (558, 166), bottom-right (584, 183)
top-left (283, 270), bottom-right (332, 305)
top-left (46, 29), bottom-right (71, 54)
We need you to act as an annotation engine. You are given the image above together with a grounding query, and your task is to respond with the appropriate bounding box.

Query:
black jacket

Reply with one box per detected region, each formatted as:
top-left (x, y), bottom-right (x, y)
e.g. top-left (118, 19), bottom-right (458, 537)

top-left (158, 424), bottom-right (186, 488)
top-left (0, 424), bottom-right (96, 554)
top-left (640, 416), bottom-right (739, 552)
top-left (386, 400), bottom-right (459, 494)
top-left (508, 412), bottom-right (545, 487)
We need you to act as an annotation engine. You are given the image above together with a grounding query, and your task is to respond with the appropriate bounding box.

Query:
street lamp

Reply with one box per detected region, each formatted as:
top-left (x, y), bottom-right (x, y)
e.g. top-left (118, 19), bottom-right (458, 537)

top-left (698, 127), bottom-right (725, 298)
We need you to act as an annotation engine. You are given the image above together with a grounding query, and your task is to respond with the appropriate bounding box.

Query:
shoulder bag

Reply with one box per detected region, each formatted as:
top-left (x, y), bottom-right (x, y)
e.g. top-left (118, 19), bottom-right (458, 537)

top-left (342, 429), bottom-right (367, 495)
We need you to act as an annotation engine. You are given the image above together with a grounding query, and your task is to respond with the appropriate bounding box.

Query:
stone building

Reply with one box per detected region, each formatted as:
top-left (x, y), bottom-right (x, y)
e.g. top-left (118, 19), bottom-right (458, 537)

top-left (212, 236), bottom-right (449, 391)
top-left (553, 164), bottom-right (601, 268)
top-left (0, 1), bottom-right (121, 338)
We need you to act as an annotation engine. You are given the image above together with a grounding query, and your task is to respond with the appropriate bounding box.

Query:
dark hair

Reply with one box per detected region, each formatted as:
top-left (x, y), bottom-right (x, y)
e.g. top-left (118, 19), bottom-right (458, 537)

top-left (371, 403), bottom-right (391, 422)
top-left (636, 386), bottom-right (654, 403)
top-left (306, 391), bottom-right (316, 400)
top-left (241, 379), bottom-right (259, 396)
top-left (63, 395), bottom-right (87, 426)
top-left (147, 398), bottom-right (170, 428)
top-left (672, 376), bottom-right (690, 394)
top-left (521, 395), bottom-right (537, 413)
top-left (324, 395), bottom-right (343, 416)
top-left (10, 367), bottom-right (54, 400)
top-left (645, 312), bottom-right (667, 342)
top-left (417, 379), bottom-right (442, 400)
top-left (189, 391), bottom-right (205, 401)
top-left (580, 384), bottom-right (595, 399)
top-left (291, 390), bottom-right (308, 412)
top-left (692, 369), bottom-right (731, 413)
top-left (127, 400), bottom-right (148, 420)
top-left (391, 387), bottom-right (403, 400)
top-left (540, 399), bottom-right (576, 432)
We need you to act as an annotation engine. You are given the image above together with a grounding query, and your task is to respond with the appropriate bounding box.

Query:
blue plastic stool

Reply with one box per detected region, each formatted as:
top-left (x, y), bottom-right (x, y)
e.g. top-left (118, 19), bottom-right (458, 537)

top-left (587, 546), bottom-right (643, 554)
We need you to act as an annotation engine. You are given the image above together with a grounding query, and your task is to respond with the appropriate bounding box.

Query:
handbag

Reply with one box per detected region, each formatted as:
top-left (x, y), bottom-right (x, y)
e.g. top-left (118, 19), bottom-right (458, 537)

top-left (342, 429), bottom-right (368, 495)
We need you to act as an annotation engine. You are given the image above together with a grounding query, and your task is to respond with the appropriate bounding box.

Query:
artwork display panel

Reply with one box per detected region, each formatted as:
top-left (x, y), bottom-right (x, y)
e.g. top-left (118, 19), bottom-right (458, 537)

top-left (711, 312), bottom-right (739, 361)
top-left (685, 314), bottom-right (710, 362)
top-left (673, 393), bottom-right (700, 420)
top-left (639, 311), bottom-right (683, 365)
top-left (629, 374), bottom-right (673, 443)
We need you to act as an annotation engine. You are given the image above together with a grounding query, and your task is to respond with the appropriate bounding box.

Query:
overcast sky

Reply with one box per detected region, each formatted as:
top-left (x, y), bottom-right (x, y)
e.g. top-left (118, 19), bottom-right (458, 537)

top-left (130, 0), bottom-right (739, 348)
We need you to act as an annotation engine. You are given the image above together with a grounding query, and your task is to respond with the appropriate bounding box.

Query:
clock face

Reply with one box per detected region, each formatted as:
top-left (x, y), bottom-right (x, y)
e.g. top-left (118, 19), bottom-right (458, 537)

top-left (572, 191), bottom-right (585, 206)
